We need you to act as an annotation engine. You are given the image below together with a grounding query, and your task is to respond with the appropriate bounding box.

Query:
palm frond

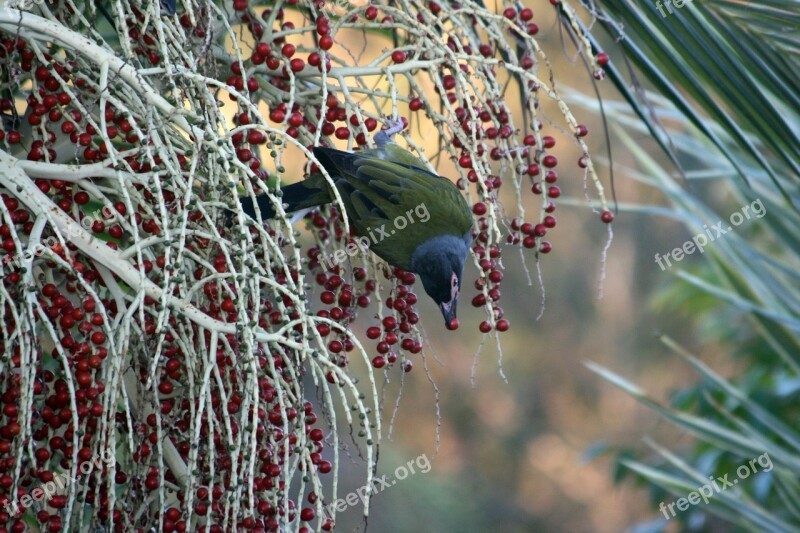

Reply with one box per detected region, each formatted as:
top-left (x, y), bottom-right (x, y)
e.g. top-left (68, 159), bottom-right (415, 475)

top-left (582, 0), bottom-right (800, 204)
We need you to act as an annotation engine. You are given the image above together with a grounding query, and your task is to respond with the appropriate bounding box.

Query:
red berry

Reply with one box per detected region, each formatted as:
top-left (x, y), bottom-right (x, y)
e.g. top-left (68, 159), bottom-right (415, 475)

top-left (601, 210), bottom-right (614, 223)
top-left (281, 44), bottom-right (296, 57)
top-left (328, 340), bottom-right (343, 353)
top-left (237, 148), bottom-right (252, 162)
top-left (42, 283), bottom-right (58, 298)
top-left (596, 52), bottom-right (609, 66)
top-left (35, 65), bottom-right (50, 81)
top-left (270, 109), bottom-right (286, 123)
top-left (391, 50), bottom-right (406, 63)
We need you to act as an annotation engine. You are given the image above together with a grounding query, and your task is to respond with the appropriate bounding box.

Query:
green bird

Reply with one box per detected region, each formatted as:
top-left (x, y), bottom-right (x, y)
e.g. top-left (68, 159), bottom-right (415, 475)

top-left (237, 120), bottom-right (473, 330)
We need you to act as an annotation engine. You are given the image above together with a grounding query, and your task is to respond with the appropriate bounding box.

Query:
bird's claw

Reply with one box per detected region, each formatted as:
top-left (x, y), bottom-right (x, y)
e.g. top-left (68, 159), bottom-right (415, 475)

top-left (383, 117), bottom-right (405, 137)
top-left (374, 117), bottom-right (405, 147)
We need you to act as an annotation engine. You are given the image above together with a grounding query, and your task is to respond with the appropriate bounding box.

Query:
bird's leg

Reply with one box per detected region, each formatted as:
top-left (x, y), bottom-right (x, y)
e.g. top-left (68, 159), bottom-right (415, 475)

top-left (374, 117), bottom-right (406, 147)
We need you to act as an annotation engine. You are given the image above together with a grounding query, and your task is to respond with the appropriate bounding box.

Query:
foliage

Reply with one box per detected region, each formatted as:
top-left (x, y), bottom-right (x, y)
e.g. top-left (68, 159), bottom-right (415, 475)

top-left (579, 1), bottom-right (800, 531)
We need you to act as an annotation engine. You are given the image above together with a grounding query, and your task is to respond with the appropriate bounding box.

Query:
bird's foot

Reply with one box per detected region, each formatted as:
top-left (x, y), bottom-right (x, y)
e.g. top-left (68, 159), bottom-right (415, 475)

top-left (374, 117), bottom-right (406, 147)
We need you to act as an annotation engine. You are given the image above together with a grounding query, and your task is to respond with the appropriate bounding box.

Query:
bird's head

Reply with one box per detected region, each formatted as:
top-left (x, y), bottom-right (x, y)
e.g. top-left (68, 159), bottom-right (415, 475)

top-left (410, 233), bottom-right (471, 330)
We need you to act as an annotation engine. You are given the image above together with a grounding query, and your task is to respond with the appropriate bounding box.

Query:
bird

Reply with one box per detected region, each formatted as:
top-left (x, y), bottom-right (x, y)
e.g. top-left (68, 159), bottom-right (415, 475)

top-left (236, 119), bottom-right (473, 330)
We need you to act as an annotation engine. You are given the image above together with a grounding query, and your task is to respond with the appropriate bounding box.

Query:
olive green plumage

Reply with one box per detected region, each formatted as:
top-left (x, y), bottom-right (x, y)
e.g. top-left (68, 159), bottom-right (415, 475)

top-left (313, 144), bottom-right (471, 270)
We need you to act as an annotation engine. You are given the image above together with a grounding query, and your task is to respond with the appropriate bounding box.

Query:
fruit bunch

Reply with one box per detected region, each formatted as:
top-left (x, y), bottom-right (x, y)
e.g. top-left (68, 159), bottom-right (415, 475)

top-left (0, 0), bottom-right (610, 531)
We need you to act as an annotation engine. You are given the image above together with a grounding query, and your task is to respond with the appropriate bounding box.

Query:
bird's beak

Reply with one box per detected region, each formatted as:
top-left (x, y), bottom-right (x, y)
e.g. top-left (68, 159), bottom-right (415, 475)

top-left (440, 299), bottom-right (459, 330)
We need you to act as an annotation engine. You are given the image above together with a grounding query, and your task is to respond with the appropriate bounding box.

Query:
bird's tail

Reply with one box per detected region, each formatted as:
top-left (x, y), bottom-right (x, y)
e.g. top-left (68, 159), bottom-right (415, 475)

top-left (237, 174), bottom-right (331, 221)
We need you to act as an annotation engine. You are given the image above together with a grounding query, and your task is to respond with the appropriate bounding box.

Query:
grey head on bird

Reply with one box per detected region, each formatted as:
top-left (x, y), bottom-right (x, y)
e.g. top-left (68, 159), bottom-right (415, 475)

top-left (235, 119), bottom-right (473, 330)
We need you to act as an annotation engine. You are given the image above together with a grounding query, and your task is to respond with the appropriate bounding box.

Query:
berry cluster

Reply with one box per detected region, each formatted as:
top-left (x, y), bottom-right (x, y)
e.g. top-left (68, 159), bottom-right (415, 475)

top-left (305, 208), bottom-right (422, 373)
top-left (0, 0), bottom-right (612, 531)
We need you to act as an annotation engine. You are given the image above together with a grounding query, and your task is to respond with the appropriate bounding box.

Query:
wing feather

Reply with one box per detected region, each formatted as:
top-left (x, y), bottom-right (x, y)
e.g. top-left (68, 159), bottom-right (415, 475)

top-left (315, 145), bottom-right (472, 269)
